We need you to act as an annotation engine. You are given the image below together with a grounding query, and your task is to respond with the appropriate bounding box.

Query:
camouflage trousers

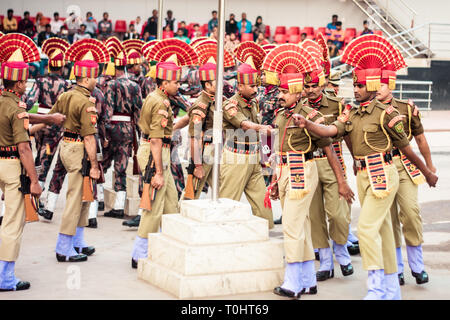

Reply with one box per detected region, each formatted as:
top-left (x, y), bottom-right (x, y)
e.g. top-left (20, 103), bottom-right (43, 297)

top-left (102, 124), bottom-right (133, 192)
top-left (34, 125), bottom-right (63, 183)
top-left (48, 153), bottom-right (67, 194)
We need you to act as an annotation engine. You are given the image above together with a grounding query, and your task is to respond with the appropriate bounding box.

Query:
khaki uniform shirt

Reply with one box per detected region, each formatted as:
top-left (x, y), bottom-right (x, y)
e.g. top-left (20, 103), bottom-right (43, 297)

top-left (222, 92), bottom-right (260, 144)
top-left (333, 99), bottom-right (409, 157)
top-left (306, 94), bottom-right (344, 143)
top-left (188, 91), bottom-right (215, 138)
top-left (274, 102), bottom-right (332, 153)
top-left (0, 91), bottom-right (30, 146)
top-left (138, 88), bottom-right (174, 139)
top-left (49, 85), bottom-right (97, 137)
top-left (391, 98), bottom-right (424, 140)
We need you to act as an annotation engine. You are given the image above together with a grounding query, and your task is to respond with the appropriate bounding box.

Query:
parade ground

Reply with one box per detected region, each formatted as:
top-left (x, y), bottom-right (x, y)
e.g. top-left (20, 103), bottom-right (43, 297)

top-left (1, 110), bottom-right (449, 301)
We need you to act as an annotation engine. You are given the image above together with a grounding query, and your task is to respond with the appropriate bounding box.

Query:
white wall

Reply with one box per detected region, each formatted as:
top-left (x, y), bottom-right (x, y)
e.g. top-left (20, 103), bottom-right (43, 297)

top-left (2, 0), bottom-right (368, 30)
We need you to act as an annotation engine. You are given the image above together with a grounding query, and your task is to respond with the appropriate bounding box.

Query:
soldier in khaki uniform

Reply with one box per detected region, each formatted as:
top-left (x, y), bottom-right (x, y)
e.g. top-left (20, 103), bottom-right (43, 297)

top-left (261, 44), bottom-right (354, 298)
top-left (131, 39), bottom-right (198, 268)
top-left (376, 66), bottom-right (436, 285)
top-left (292, 34), bottom-right (438, 299)
top-left (219, 42), bottom-right (274, 228)
top-left (0, 34), bottom-right (65, 291)
top-left (48, 44), bottom-right (105, 263)
top-left (302, 69), bottom-right (354, 281)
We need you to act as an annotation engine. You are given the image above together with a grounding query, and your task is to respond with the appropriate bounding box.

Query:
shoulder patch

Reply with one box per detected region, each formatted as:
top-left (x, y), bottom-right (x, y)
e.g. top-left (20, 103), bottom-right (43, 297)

top-left (192, 115), bottom-right (202, 124)
top-left (17, 112), bottom-right (29, 119)
top-left (157, 109), bottom-right (169, 117)
top-left (337, 113), bottom-right (349, 123)
top-left (385, 105), bottom-right (395, 115)
top-left (388, 115), bottom-right (405, 128)
top-left (86, 106), bottom-right (97, 113)
top-left (89, 97), bottom-right (96, 104)
top-left (192, 109), bottom-right (206, 118)
top-left (18, 101), bottom-right (27, 109)
top-left (90, 114), bottom-right (97, 125)
top-left (198, 102), bottom-right (208, 110)
top-left (161, 117), bottom-right (168, 128)
top-left (229, 99), bottom-right (238, 106)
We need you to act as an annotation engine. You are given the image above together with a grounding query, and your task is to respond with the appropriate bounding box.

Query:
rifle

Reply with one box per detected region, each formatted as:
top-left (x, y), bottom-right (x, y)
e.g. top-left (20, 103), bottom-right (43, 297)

top-left (18, 170), bottom-right (39, 223)
top-left (80, 154), bottom-right (95, 202)
top-left (139, 151), bottom-right (157, 210)
top-left (184, 159), bottom-right (199, 200)
top-left (131, 118), bottom-right (140, 175)
top-left (95, 135), bottom-right (105, 184)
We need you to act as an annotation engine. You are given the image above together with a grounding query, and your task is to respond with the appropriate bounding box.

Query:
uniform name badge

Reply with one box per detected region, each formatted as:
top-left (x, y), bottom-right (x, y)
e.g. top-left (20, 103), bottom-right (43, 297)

top-left (399, 151), bottom-right (425, 185)
top-left (365, 153), bottom-right (390, 199)
top-left (287, 151), bottom-right (309, 200)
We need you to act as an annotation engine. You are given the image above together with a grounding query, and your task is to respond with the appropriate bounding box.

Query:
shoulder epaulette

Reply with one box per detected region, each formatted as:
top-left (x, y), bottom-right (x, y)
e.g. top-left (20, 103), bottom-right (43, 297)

top-left (385, 105), bottom-right (395, 114)
top-left (307, 109), bottom-right (318, 119)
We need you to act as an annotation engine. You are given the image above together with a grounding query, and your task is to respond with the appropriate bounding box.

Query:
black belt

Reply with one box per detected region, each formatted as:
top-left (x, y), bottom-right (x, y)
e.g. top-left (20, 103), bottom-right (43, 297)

top-left (63, 131), bottom-right (83, 141)
top-left (355, 152), bottom-right (393, 170)
top-left (280, 151), bottom-right (314, 164)
top-left (204, 136), bottom-right (213, 144)
top-left (0, 146), bottom-right (19, 158)
top-left (142, 134), bottom-right (171, 144)
top-left (392, 148), bottom-right (401, 157)
top-left (226, 140), bottom-right (259, 152)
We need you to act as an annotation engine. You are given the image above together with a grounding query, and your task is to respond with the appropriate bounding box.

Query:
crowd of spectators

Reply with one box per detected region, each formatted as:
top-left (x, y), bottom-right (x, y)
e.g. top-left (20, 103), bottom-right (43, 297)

top-left (1, 8), bottom-right (378, 62)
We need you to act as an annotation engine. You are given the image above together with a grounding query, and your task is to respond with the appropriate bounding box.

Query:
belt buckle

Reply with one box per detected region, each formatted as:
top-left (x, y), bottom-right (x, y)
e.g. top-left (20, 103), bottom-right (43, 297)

top-left (355, 160), bottom-right (362, 168)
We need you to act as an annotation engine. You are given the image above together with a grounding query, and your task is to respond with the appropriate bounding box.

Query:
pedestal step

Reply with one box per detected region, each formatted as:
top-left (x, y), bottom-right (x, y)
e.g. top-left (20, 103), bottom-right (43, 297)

top-left (180, 198), bottom-right (252, 222)
top-left (148, 233), bottom-right (284, 276)
top-left (138, 259), bottom-right (284, 299)
top-left (104, 187), bottom-right (140, 216)
top-left (162, 214), bottom-right (269, 246)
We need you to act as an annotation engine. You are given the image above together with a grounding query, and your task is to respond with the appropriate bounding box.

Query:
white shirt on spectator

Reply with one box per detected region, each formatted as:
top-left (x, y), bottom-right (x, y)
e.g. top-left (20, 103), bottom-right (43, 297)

top-left (74, 32), bottom-right (91, 42)
top-left (50, 18), bottom-right (64, 34)
top-left (84, 20), bottom-right (97, 35)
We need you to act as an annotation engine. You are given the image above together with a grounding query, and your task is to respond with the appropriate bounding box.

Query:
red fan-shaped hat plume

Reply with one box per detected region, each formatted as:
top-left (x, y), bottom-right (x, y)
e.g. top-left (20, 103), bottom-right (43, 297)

top-left (65, 38), bottom-right (109, 63)
top-left (195, 41), bottom-right (235, 68)
top-left (123, 39), bottom-right (144, 55)
top-left (235, 41), bottom-right (266, 70)
top-left (0, 33), bottom-right (40, 63)
top-left (145, 38), bottom-right (199, 66)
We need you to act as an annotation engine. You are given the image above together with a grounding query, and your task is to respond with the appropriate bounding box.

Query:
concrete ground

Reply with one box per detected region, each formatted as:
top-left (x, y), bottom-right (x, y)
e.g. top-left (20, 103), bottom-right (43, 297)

top-left (1, 111), bottom-right (450, 300)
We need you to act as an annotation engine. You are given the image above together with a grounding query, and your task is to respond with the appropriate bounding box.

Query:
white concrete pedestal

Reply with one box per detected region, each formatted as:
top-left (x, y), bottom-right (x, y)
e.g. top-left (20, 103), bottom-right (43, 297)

top-left (138, 198), bottom-right (284, 299)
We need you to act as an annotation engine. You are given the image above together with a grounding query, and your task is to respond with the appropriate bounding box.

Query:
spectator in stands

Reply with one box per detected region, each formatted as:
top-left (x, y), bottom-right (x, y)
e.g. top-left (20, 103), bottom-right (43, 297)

top-left (326, 14), bottom-right (338, 35)
top-left (142, 31), bottom-right (150, 41)
top-left (175, 28), bottom-right (190, 44)
top-left (74, 24), bottom-right (91, 42)
top-left (124, 24), bottom-right (140, 40)
top-left (226, 13), bottom-right (238, 35)
top-left (179, 21), bottom-right (189, 37)
top-left (58, 25), bottom-right (70, 42)
top-left (18, 12), bottom-right (35, 37)
top-left (209, 26), bottom-right (218, 40)
top-left (208, 10), bottom-right (218, 35)
top-left (330, 21), bottom-right (345, 50)
top-left (327, 39), bottom-right (338, 58)
top-left (65, 11), bottom-right (82, 43)
top-left (164, 10), bottom-right (178, 32)
top-left (191, 23), bottom-right (202, 39)
top-left (361, 20), bottom-right (373, 35)
top-left (50, 12), bottom-right (64, 35)
top-left (35, 12), bottom-right (47, 34)
top-left (135, 16), bottom-right (144, 37)
top-left (301, 32), bottom-right (307, 42)
top-left (252, 16), bottom-right (265, 41)
top-left (225, 32), bottom-right (240, 53)
top-left (238, 12), bottom-right (252, 34)
top-left (84, 12), bottom-right (97, 38)
top-left (145, 10), bottom-right (158, 39)
top-left (3, 9), bottom-right (18, 33)
top-left (255, 32), bottom-right (269, 45)
top-left (37, 24), bottom-right (55, 47)
top-left (98, 12), bottom-right (112, 40)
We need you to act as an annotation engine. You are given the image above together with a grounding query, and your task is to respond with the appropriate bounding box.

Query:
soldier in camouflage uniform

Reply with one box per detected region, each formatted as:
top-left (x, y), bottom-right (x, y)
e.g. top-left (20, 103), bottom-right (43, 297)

top-left (103, 51), bottom-right (143, 219)
top-left (178, 66), bottom-right (201, 98)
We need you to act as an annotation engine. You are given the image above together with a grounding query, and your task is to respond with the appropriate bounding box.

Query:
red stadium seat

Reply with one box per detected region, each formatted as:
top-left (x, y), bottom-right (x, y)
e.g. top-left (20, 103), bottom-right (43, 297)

top-left (374, 30), bottom-right (383, 36)
top-left (315, 27), bottom-right (327, 37)
top-left (201, 23), bottom-right (208, 36)
top-left (287, 26), bottom-right (300, 36)
top-left (13, 15), bottom-right (22, 25)
top-left (274, 34), bottom-right (287, 44)
top-left (275, 26), bottom-right (286, 35)
top-left (163, 31), bottom-right (174, 39)
top-left (114, 20), bottom-right (127, 33)
top-left (344, 28), bottom-right (356, 39)
top-left (303, 27), bottom-right (314, 36)
top-left (241, 33), bottom-right (254, 42)
top-left (29, 17), bottom-right (36, 24)
top-left (265, 25), bottom-right (271, 39)
top-left (288, 34), bottom-right (301, 43)
top-left (130, 20), bottom-right (135, 26)
top-left (307, 34), bottom-right (315, 40)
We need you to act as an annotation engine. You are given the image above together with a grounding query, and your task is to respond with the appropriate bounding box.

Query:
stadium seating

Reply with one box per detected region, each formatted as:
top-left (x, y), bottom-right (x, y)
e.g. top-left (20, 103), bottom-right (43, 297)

top-left (115, 20), bottom-right (127, 33)
top-left (275, 26), bottom-right (286, 35)
top-left (303, 26), bottom-right (314, 36)
top-left (201, 23), bottom-right (208, 36)
top-left (163, 30), bottom-right (174, 38)
top-left (265, 25), bottom-right (271, 39)
top-left (274, 33), bottom-right (287, 43)
top-left (241, 33), bottom-right (254, 42)
top-left (287, 26), bottom-right (300, 36)
top-left (288, 34), bottom-right (301, 43)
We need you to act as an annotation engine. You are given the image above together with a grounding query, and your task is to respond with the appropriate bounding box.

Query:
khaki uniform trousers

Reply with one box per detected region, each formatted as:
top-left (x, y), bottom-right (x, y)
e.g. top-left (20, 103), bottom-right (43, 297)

top-left (0, 159), bottom-right (26, 261)
top-left (181, 143), bottom-right (214, 200)
top-left (390, 156), bottom-right (422, 247)
top-left (219, 148), bottom-right (274, 229)
top-left (277, 160), bottom-right (318, 262)
top-left (59, 141), bottom-right (90, 235)
top-left (136, 142), bottom-right (178, 239)
top-left (310, 158), bottom-right (351, 248)
top-left (357, 163), bottom-right (399, 274)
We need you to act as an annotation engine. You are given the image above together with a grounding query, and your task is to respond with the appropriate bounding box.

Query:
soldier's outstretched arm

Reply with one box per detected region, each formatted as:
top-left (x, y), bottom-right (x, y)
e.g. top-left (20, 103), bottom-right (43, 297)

top-left (292, 114), bottom-right (338, 137)
top-left (399, 144), bottom-right (438, 187)
top-left (323, 144), bottom-right (355, 204)
top-left (28, 113), bottom-right (66, 126)
top-left (414, 133), bottom-right (436, 173)
top-left (173, 115), bottom-right (189, 130)
top-left (84, 134), bottom-right (100, 180)
top-left (240, 120), bottom-right (274, 136)
top-left (150, 138), bottom-right (164, 190)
